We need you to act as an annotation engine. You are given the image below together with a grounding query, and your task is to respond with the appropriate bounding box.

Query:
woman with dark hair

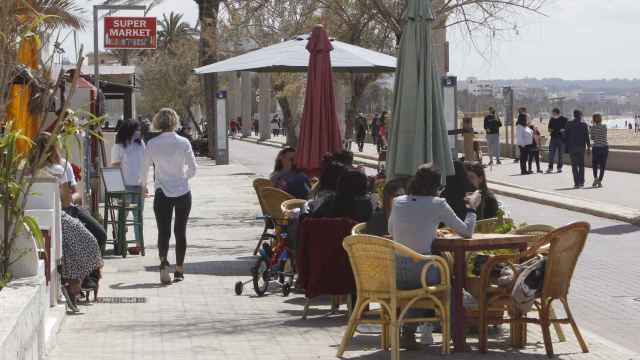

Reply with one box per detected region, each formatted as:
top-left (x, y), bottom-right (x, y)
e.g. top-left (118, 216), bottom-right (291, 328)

top-left (311, 169), bottom-right (373, 222)
top-left (516, 108), bottom-right (533, 175)
top-left (365, 176), bottom-right (411, 236)
top-left (270, 147), bottom-right (310, 199)
top-left (111, 119), bottom-right (146, 244)
top-left (389, 163), bottom-right (480, 349)
top-left (464, 161), bottom-right (499, 220)
top-left (377, 111), bottom-right (389, 153)
top-left (307, 159), bottom-right (347, 211)
top-left (442, 160), bottom-right (474, 219)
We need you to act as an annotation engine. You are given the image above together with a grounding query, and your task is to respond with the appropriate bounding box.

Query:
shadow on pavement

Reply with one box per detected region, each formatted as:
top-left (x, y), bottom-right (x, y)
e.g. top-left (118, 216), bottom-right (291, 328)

top-left (109, 282), bottom-right (168, 290)
top-left (590, 224), bottom-right (640, 235)
top-left (144, 259), bottom-right (254, 276)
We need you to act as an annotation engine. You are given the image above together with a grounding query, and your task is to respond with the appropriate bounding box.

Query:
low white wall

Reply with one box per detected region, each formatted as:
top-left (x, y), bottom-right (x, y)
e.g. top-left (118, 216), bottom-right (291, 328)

top-left (0, 274), bottom-right (47, 360)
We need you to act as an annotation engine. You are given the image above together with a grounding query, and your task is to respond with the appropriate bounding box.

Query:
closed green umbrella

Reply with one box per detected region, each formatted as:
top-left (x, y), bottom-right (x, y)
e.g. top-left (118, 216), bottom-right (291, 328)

top-left (386, 0), bottom-right (454, 180)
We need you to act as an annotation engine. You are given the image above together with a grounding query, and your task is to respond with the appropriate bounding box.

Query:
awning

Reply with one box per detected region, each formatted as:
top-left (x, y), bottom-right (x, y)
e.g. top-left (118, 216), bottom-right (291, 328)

top-left (194, 35), bottom-right (397, 74)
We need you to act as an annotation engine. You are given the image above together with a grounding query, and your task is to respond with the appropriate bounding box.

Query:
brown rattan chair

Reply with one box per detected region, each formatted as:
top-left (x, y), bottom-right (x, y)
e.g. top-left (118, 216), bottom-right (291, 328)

top-left (257, 187), bottom-right (294, 252)
top-left (338, 235), bottom-right (451, 359)
top-left (476, 222), bottom-right (590, 356)
top-left (475, 216), bottom-right (514, 234)
top-left (252, 178), bottom-right (274, 255)
top-left (514, 224), bottom-right (556, 250)
top-left (351, 222), bottom-right (367, 235)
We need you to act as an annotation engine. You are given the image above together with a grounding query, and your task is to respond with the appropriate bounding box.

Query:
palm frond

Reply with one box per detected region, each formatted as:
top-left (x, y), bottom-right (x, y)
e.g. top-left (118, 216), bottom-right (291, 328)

top-left (18, 0), bottom-right (86, 30)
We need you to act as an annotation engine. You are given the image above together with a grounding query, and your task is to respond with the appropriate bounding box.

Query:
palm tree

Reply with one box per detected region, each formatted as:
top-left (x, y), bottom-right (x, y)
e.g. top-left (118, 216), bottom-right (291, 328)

top-left (17, 0), bottom-right (85, 30)
top-left (194, 0), bottom-right (222, 158)
top-left (158, 12), bottom-right (193, 49)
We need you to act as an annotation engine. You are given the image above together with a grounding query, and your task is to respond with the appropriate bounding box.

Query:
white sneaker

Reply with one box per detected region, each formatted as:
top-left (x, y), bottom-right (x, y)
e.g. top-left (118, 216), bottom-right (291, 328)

top-left (160, 260), bottom-right (172, 285)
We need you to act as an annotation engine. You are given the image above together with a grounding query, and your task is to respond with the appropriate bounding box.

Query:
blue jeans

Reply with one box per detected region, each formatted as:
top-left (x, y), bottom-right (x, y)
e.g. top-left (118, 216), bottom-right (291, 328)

top-left (548, 137), bottom-right (564, 170)
top-left (396, 255), bottom-right (441, 334)
top-left (486, 133), bottom-right (500, 162)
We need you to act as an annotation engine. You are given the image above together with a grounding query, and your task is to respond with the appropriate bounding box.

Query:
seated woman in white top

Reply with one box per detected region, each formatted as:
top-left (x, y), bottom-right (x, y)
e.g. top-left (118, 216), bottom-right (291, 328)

top-left (141, 108), bottom-right (197, 284)
top-left (111, 119), bottom-right (145, 245)
top-left (388, 163), bottom-right (480, 349)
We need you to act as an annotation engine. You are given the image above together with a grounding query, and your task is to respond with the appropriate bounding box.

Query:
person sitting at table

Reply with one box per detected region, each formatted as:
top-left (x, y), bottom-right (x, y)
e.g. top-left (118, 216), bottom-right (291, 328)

top-left (388, 163), bottom-right (481, 350)
top-left (331, 149), bottom-right (355, 168)
top-left (270, 147), bottom-right (310, 199)
top-left (307, 158), bottom-right (347, 212)
top-left (464, 161), bottom-right (499, 220)
top-left (364, 176), bottom-right (410, 236)
top-left (442, 160), bottom-right (475, 220)
top-left (310, 169), bottom-right (373, 223)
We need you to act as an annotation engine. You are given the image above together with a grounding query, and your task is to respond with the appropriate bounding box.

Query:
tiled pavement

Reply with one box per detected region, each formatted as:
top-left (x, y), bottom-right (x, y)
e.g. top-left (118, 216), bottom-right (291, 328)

top-left (46, 158), bottom-right (640, 359)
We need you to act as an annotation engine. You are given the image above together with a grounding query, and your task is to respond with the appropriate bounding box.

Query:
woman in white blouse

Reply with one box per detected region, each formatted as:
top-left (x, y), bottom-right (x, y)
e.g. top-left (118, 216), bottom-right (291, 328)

top-left (388, 163), bottom-right (480, 349)
top-left (111, 119), bottom-right (145, 246)
top-left (141, 108), bottom-right (197, 284)
top-left (516, 108), bottom-right (534, 175)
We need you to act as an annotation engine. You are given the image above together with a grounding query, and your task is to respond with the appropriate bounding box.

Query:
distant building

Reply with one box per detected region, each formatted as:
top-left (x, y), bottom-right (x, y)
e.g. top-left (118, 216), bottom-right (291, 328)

top-left (461, 77), bottom-right (496, 97)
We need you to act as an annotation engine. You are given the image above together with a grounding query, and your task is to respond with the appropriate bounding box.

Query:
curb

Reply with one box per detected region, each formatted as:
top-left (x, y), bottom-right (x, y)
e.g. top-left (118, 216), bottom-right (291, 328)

top-left (233, 137), bottom-right (640, 225)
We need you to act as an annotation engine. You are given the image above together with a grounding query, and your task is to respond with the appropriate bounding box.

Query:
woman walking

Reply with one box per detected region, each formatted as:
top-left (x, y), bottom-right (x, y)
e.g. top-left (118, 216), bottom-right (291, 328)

top-left (142, 108), bottom-right (197, 284)
top-left (528, 124), bottom-right (543, 173)
top-left (515, 109), bottom-right (533, 175)
top-left (111, 119), bottom-right (146, 245)
top-left (590, 113), bottom-right (609, 187)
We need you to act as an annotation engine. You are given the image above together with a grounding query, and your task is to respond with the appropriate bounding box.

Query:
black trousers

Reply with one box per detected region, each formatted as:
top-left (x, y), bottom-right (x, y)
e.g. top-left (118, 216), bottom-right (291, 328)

top-left (592, 146), bottom-right (609, 182)
top-left (528, 148), bottom-right (541, 172)
top-left (519, 146), bottom-right (530, 174)
top-left (154, 189), bottom-right (192, 266)
top-left (570, 151), bottom-right (586, 186)
top-left (63, 205), bottom-right (107, 254)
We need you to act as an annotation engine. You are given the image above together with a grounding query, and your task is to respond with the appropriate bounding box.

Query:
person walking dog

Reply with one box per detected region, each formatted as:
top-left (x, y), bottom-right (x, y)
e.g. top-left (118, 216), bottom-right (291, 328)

top-left (142, 108), bottom-right (197, 284)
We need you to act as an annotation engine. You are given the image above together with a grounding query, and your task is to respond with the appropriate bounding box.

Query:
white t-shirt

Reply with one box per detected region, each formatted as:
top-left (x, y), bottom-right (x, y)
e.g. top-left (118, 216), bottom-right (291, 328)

top-left (45, 158), bottom-right (77, 186)
top-left (141, 132), bottom-right (197, 197)
top-left (111, 142), bottom-right (145, 186)
top-left (388, 195), bottom-right (476, 254)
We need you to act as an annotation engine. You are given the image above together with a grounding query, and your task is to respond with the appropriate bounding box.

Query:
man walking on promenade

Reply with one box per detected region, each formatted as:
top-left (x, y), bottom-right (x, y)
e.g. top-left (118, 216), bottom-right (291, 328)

top-left (565, 110), bottom-right (591, 188)
top-left (484, 107), bottom-right (502, 165)
top-left (547, 108), bottom-right (568, 173)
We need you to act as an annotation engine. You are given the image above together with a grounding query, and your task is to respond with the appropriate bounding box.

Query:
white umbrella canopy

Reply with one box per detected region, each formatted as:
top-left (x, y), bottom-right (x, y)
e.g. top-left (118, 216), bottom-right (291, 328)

top-left (194, 34), bottom-right (397, 74)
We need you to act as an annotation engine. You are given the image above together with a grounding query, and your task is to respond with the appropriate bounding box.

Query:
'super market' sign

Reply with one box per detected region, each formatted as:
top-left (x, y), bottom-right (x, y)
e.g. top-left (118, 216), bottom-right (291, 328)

top-left (104, 17), bottom-right (157, 49)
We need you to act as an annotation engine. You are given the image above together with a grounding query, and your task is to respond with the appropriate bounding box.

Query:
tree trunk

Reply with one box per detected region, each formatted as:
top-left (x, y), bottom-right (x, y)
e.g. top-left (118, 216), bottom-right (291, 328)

top-left (196, 0), bottom-right (221, 159)
top-left (278, 96), bottom-right (297, 147)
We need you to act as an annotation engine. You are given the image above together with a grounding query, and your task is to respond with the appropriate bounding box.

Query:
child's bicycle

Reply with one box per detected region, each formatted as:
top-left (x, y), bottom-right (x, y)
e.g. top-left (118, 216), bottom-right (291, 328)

top-left (234, 237), bottom-right (295, 297)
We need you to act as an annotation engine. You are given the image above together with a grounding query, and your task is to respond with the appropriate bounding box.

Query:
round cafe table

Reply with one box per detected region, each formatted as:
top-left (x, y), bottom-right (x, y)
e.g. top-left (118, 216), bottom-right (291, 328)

top-left (432, 232), bottom-right (535, 352)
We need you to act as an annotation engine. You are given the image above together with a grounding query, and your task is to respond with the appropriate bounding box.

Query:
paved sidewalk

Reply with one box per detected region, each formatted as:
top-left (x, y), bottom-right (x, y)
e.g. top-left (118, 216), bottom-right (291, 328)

top-left (46, 158), bottom-right (639, 359)
top-left (245, 135), bottom-right (640, 224)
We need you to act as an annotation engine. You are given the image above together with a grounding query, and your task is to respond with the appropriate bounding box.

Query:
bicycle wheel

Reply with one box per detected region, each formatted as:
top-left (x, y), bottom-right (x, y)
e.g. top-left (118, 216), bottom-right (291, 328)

top-left (252, 259), bottom-right (269, 296)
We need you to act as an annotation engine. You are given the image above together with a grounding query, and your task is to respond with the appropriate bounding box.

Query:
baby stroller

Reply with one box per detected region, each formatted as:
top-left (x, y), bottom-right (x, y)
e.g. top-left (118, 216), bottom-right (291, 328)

top-left (234, 190), bottom-right (305, 297)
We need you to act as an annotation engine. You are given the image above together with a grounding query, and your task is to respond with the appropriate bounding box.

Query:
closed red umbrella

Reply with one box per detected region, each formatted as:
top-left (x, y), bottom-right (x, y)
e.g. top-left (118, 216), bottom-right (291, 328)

top-left (295, 25), bottom-right (343, 175)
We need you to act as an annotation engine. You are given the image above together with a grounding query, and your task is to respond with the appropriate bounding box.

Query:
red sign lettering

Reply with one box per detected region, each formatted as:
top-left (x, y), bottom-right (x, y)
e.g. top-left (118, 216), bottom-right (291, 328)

top-left (104, 17), bottom-right (157, 49)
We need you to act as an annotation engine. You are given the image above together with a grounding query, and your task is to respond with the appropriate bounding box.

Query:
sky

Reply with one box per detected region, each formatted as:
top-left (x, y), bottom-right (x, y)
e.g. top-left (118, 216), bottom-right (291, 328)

top-left (62, 0), bottom-right (640, 81)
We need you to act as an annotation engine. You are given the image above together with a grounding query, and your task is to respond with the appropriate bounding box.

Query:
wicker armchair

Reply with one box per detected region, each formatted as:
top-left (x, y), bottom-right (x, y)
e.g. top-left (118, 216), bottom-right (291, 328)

top-left (475, 222), bottom-right (590, 356)
top-left (475, 216), bottom-right (514, 234)
top-left (252, 178), bottom-right (274, 255)
top-left (258, 187), bottom-right (294, 249)
top-left (338, 235), bottom-right (451, 359)
top-left (514, 224), bottom-right (556, 250)
top-left (351, 222), bottom-right (367, 235)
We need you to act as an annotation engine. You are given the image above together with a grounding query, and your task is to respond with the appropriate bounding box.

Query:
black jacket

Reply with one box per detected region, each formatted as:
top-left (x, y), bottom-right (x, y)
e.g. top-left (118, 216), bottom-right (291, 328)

top-left (484, 114), bottom-right (502, 135)
top-left (564, 119), bottom-right (591, 153)
top-left (548, 116), bottom-right (568, 139)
